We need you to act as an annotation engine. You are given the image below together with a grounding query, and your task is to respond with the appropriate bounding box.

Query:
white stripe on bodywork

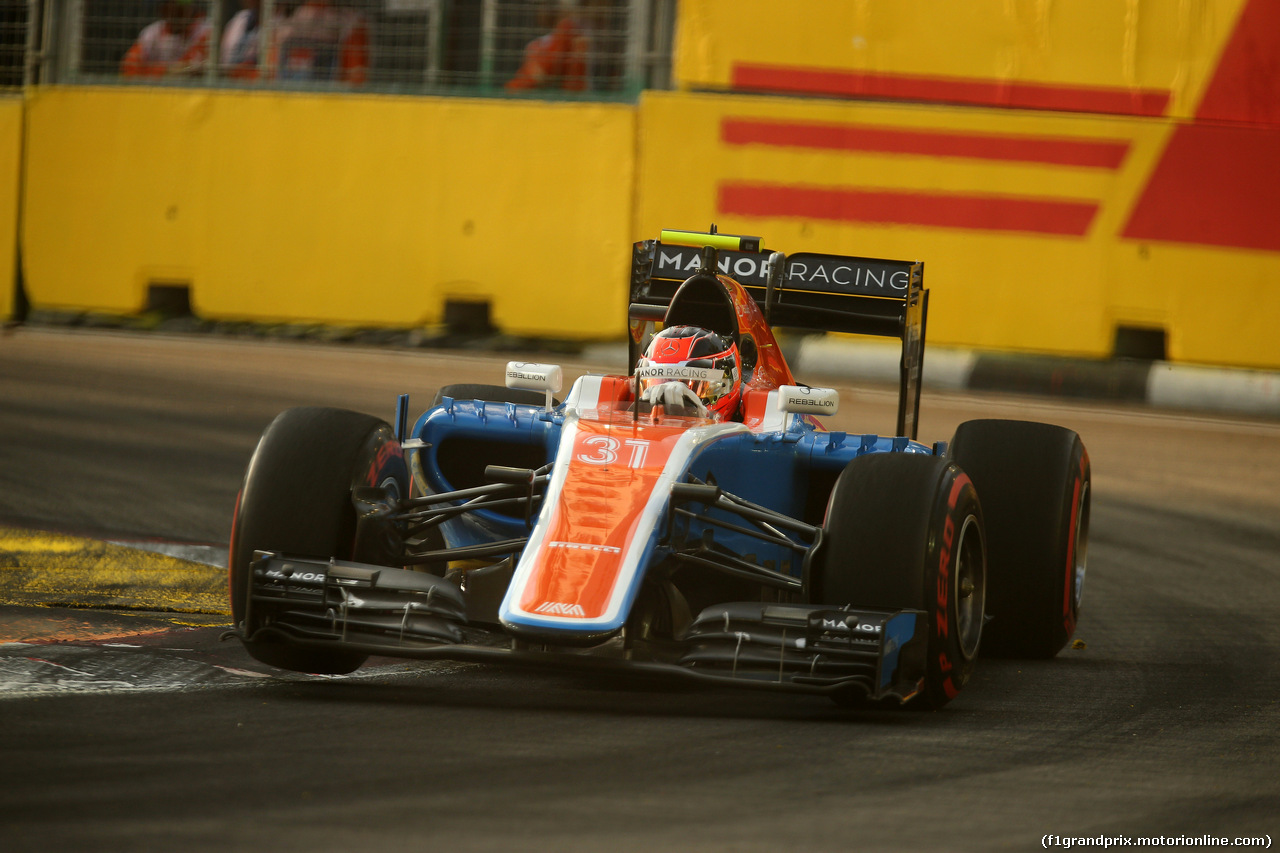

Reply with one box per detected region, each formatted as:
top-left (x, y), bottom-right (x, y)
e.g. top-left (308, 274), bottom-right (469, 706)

top-left (562, 373), bottom-right (605, 411)
top-left (757, 389), bottom-right (791, 433)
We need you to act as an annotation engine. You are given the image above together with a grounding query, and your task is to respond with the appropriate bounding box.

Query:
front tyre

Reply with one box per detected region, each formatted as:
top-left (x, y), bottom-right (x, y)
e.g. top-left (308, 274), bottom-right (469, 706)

top-left (813, 453), bottom-right (986, 709)
top-left (229, 407), bottom-right (409, 674)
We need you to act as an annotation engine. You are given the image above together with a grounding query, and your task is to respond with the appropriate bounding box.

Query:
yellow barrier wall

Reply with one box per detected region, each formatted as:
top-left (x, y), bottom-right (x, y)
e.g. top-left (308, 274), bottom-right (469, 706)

top-left (16, 78), bottom-right (1280, 367)
top-left (663, 0), bottom-right (1280, 369)
top-left (674, 0), bottom-right (1245, 121)
top-left (0, 96), bottom-right (20, 321)
top-left (23, 87), bottom-right (635, 338)
top-left (634, 90), bottom-right (1280, 369)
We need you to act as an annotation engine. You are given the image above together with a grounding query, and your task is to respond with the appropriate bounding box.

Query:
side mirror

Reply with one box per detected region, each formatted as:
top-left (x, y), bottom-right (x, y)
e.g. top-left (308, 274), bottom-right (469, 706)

top-left (776, 385), bottom-right (840, 416)
top-left (506, 362), bottom-right (563, 410)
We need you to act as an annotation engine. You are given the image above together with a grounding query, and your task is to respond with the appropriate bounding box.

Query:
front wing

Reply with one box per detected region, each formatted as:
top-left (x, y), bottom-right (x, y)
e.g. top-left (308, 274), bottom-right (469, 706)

top-left (231, 552), bottom-right (929, 703)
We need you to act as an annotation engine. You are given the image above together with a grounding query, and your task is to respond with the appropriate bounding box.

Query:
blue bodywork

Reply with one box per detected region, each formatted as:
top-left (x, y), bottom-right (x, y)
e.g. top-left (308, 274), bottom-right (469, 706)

top-left (409, 388), bottom-right (934, 617)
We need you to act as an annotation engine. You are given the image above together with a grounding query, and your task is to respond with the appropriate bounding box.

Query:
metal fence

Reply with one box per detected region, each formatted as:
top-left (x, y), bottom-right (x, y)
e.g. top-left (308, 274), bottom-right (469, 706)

top-left (22, 0), bottom-right (671, 96)
top-left (0, 2), bottom-right (32, 89)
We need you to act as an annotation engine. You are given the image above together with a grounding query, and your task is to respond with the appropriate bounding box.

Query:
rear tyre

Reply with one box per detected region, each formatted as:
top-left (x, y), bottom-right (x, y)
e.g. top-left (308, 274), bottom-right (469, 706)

top-left (229, 407), bottom-right (409, 674)
top-left (949, 419), bottom-right (1090, 659)
top-left (431, 384), bottom-right (553, 408)
top-left (813, 453), bottom-right (986, 709)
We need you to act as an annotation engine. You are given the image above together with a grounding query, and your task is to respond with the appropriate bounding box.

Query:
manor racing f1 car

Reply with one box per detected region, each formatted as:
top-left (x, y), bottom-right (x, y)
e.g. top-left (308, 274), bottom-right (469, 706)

top-left (227, 229), bottom-right (1091, 708)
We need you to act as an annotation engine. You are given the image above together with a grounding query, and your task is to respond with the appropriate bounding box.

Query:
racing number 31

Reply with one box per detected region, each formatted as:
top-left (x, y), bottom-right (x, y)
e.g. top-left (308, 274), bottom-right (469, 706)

top-left (576, 435), bottom-right (650, 468)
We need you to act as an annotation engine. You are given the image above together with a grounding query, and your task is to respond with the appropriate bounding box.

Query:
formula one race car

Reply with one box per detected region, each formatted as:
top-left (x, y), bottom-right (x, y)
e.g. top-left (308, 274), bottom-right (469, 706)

top-left (226, 229), bottom-right (1091, 708)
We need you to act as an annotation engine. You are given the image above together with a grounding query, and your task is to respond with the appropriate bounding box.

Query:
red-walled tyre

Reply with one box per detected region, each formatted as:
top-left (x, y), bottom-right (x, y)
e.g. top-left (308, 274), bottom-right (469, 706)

top-left (949, 420), bottom-right (1090, 659)
top-left (229, 407), bottom-right (408, 674)
top-left (813, 453), bottom-right (987, 709)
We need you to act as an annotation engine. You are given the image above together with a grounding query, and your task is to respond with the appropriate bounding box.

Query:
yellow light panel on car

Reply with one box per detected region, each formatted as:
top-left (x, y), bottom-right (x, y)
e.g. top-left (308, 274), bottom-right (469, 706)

top-left (660, 230), bottom-right (762, 253)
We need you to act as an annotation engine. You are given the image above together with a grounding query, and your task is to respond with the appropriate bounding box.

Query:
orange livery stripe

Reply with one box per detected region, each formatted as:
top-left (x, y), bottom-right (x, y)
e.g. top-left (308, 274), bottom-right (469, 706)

top-left (516, 419), bottom-right (685, 621)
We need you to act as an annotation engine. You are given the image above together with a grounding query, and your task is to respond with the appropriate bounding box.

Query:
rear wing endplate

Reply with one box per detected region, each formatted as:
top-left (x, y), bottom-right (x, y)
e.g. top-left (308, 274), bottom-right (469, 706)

top-left (629, 233), bottom-right (928, 439)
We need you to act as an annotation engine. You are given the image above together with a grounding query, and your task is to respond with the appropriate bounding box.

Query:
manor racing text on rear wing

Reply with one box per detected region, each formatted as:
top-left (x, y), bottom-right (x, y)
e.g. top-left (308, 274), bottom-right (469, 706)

top-left (628, 230), bottom-right (928, 438)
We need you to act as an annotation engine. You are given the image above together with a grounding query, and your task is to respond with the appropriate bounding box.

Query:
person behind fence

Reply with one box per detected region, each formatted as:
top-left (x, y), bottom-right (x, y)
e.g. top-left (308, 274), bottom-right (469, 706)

top-left (121, 0), bottom-right (213, 78)
top-left (220, 0), bottom-right (295, 79)
top-left (277, 0), bottom-right (370, 85)
top-left (220, 0), bottom-right (260, 77)
top-left (505, 0), bottom-right (608, 92)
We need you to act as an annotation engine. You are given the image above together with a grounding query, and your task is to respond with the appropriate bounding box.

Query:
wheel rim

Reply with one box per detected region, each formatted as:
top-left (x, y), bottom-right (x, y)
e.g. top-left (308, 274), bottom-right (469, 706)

top-left (1072, 482), bottom-right (1090, 612)
top-left (954, 513), bottom-right (986, 660)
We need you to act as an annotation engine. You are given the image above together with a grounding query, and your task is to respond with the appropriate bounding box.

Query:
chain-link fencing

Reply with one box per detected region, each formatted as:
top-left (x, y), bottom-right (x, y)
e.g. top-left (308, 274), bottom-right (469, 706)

top-left (31, 0), bottom-right (671, 96)
top-left (0, 1), bottom-right (32, 89)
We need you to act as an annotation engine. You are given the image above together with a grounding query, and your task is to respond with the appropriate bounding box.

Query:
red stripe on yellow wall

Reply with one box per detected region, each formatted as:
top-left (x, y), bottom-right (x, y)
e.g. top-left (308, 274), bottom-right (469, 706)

top-left (1123, 124), bottom-right (1280, 252)
top-left (719, 183), bottom-right (1099, 236)
top-left (721, 118), bottom-right (1130, 168)
top-left (1122, 0), bottom-right (1280, 252)
top-left (1194, 0), bottom-right (1280, 127)
top-left (731, 64), bottom-right (1171, 118)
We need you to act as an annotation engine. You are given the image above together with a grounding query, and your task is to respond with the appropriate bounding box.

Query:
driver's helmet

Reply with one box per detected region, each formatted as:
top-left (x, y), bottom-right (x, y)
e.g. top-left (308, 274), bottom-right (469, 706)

top-left (635, 325), bottom-right (742, 420)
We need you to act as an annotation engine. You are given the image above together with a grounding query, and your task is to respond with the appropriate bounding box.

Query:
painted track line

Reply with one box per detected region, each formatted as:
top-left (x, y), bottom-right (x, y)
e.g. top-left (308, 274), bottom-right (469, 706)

top-left (0, 527), bottom-right (229, 616)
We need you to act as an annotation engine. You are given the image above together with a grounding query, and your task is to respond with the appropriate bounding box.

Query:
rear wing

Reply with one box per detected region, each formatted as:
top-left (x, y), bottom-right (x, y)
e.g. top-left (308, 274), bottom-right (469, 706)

top-left (628, 230), bottom-right (928, 439)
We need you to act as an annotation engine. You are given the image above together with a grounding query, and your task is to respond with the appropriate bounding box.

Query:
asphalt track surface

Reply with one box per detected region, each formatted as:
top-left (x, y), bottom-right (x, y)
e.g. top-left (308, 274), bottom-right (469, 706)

top-left (1, 328), bottom-right (1277, 852)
